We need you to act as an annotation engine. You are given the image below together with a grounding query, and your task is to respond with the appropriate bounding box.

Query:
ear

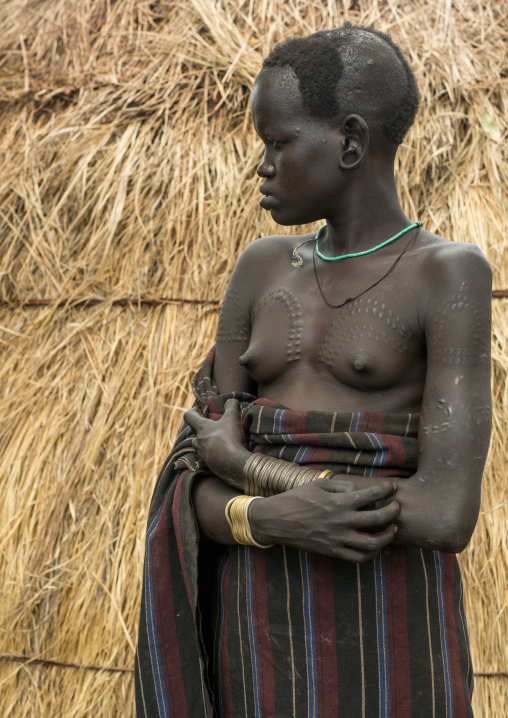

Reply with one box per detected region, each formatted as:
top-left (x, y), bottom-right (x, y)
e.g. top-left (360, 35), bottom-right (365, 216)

top-left (338, 114), bottom-right (369, 170)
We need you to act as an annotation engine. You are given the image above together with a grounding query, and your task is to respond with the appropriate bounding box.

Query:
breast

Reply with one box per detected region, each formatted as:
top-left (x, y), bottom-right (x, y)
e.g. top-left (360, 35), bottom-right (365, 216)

top-left (242, 290), bottom-right (424, 394)
top-left (317, 298), bottom-right (423, 390)
top-left (240, 287), bottom-right (304, 385)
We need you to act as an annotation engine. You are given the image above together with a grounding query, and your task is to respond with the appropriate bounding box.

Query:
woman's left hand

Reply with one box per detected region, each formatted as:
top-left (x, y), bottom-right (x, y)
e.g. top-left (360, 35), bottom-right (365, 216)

top-left (184, 398), bottom-right (251, 491)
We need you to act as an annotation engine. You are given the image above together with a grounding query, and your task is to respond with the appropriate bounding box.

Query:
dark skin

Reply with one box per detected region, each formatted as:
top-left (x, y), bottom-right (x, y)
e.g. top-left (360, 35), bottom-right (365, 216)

top-left (184, 66), bottom-right (492, 562)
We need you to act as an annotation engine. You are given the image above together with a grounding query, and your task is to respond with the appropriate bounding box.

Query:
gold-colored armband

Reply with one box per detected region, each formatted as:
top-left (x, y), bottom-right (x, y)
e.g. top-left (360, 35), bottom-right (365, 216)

top-left (243, 453), bottom-right (333, 496)
top-left (225, 495), bottom-right (272, 549)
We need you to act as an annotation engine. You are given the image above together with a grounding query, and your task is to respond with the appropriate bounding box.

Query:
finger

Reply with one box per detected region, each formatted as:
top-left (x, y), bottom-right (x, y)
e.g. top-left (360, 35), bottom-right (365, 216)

top-left (183, 408), bottom-right (208, 432)
top-left (224, 398), bottom-right (241, 414)
top-left (350, 482), bottom-right (397, 509)
top-left (330, 546), bottom-right (380, 563)
top-left (345, 524), bottom-right (398, 553)
top-left (351, 501), bottom-right (400, 528)
top-left (322, 477), bottom-right (355, 493)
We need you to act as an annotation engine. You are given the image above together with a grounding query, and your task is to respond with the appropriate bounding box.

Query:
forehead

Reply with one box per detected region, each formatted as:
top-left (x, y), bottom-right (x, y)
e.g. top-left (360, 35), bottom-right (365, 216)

top-left (251, 68), bottom-right (309, 132)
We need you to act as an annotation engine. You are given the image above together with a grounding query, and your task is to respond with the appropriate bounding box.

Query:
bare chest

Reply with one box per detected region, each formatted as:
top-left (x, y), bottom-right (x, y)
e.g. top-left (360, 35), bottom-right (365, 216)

top-left (241, 269), bottom-right (425, 395)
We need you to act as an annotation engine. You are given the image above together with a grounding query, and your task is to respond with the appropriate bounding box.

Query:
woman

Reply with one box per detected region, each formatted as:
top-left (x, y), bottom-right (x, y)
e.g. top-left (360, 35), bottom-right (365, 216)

top-left (136, 24), bottom-right (491, 718)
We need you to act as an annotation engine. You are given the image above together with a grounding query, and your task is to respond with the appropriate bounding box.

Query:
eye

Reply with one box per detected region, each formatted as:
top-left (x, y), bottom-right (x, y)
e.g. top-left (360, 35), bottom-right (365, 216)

top-left (263, 137), bottom-right (285, 149)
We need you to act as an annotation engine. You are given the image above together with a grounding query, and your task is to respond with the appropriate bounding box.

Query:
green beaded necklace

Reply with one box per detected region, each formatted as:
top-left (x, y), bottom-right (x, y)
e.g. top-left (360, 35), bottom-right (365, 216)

top-left (314, 221), bottom-right (423, 262)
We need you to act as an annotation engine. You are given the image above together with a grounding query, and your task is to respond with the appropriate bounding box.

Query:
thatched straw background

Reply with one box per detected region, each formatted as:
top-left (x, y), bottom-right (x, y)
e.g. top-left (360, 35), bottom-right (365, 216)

top-left (0, 0), bottom-right (507, 715)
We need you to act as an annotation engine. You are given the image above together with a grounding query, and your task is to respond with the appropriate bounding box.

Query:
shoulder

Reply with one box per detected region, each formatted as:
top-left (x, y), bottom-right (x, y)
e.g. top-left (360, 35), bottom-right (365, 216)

top-left (413, 232), bottom-right (492, 328)
top-left (219, 232), bottom-right (314, 312)
top-left (229, 231), bottom-right (315, 286)
top-left (236, 232), bottom-right (313, 265)
top-left (416, 231), bottom-right (491, 278)
top-left (414, 232), bottom-right (491, 299)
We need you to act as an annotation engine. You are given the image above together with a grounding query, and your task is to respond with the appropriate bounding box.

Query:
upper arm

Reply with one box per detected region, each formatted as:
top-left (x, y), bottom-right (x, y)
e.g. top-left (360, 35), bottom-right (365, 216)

top-left (416, 243), bottom-right (492, 547)
top-left (213, 240), bottom-right (262, 394)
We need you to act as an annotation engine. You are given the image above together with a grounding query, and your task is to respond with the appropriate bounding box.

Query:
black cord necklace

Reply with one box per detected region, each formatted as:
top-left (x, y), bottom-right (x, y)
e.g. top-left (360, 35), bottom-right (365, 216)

top-left (312, 224), bottom-right (422, 309)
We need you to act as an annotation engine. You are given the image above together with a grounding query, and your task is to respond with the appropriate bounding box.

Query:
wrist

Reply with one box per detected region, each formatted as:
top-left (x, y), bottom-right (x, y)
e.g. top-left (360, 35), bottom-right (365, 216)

top-left (248, 497), bottom-right (274, 546)
top-left (229, 446), bottom-right (251, 486)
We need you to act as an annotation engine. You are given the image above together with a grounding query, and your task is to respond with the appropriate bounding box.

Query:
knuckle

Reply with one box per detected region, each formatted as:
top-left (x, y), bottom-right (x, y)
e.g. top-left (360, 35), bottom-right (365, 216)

top-left (365, 536), bottom-right (379, 552)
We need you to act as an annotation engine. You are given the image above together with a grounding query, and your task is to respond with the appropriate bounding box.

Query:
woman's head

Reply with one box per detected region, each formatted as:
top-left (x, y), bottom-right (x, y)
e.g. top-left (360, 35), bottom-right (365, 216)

top-left (250, 24), bottom-right (419, 226)
top-left (258, 23), bottom-right (419, 148)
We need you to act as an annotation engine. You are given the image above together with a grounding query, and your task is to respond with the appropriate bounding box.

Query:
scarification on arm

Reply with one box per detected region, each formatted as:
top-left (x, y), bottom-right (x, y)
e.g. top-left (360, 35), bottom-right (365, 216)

top-left (252, 287), bottom-right (303, 363)
top-left (317, 297), bottom-right (415, 367)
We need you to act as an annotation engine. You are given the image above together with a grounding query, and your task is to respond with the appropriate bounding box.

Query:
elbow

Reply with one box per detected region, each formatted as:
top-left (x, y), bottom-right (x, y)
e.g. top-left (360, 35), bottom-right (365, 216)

top-left (429, 512), bottom-right (478, 554)
top-left (436, 533), bottom-right (471, 555)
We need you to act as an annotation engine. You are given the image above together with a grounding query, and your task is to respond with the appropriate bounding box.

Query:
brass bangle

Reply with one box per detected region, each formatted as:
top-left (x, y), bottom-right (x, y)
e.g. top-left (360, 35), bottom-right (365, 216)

top-left (317, 470), bottom-right (335, 479)
top-left (243, 453), bottom-right (325, 495)
top-left (225, 495), bottom-right (272, 548)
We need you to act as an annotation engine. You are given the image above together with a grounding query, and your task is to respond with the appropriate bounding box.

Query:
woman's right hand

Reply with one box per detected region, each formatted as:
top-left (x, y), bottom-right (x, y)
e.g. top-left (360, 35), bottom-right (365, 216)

top-left (249, 478), bottom-right (400, 562)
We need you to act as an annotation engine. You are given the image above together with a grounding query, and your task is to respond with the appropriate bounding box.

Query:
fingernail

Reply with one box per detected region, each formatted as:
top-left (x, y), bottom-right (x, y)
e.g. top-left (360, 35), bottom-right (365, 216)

top-left (393, 525), bottom-right (399, 533)
top-left (392, 483), bottom-right (398, 490)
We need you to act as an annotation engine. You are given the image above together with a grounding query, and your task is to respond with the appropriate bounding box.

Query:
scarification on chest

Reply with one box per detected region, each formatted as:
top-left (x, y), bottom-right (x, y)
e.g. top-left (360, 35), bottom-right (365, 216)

top-left (252, 287), bottom-right (303, 364)
top-left (317, 297), bottom-right (415, 368)
top-left (216, 286), bottom-right (250, 343)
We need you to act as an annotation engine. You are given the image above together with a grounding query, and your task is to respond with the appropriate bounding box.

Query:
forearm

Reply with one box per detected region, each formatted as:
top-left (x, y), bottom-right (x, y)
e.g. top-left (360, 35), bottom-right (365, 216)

top-left (333, 472), bottom-right (479, 553)
top-left (191, 468), bottom-right (400, 562)
top-left (192, 473), bottom-right (242, 544)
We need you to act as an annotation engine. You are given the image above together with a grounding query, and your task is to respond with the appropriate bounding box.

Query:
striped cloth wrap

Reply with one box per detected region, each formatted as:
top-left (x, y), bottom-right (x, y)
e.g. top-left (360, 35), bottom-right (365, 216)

top-left (135, 345), bottom-right (474, 718)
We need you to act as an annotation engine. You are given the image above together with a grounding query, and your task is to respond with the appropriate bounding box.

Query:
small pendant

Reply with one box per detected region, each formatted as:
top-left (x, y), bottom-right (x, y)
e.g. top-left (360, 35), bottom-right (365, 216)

top-left (292, 238), bottom-right (314, 268)
top-left (292, 246), bottom-right (304, 268)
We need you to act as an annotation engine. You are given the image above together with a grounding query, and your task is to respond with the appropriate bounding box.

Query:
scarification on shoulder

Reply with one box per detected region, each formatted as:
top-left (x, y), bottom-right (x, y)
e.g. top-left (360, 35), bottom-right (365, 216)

top-left (216, 286), bottom-right (250, 343)
top-left (252, 287), bottom-right (303, 364)
top-left (427, 286), bottom-right (491, 365)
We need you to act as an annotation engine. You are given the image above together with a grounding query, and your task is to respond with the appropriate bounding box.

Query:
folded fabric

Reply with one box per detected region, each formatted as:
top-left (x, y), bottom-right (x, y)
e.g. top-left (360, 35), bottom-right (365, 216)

top-left (135, 346), bottom-right (473, 718)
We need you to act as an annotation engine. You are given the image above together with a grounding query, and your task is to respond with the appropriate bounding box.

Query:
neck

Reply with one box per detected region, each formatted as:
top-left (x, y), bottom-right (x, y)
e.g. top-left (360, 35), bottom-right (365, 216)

top-left (321, 168), bottom-right (412, 256)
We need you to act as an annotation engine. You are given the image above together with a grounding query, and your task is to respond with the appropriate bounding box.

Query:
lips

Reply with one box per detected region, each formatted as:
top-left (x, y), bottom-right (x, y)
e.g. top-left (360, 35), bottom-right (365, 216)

top-left (259, 185), bottom-right (279, 209)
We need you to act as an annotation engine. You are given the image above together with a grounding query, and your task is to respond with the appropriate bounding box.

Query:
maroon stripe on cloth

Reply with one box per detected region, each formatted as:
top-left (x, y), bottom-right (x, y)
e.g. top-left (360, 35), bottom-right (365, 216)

top-left (443, 554), bottom-right (469, 716)
top-left (206, 397), bottom-right (221, 418)
top-left (383, 434), bottom-right (407, 469)
top-left (386, 546), bottom-right (411, 716)
top-left (172, 474), bottom-right (194, 611)
top-left (251, 548), bottom-right (276, 717)
top-left (284, 410), bottom-right (309, 435)
top-left (152, 499), bottom-right (189, 717)
top-left (311, 553), bottom-right (339, 718)
top-left (304, 446), bottom-right (335, 466)
top-left (361, 413), bottom-right (386, 434)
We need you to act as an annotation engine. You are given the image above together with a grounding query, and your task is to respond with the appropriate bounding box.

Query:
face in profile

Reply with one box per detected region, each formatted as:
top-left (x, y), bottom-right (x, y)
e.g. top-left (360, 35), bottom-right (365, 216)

top-left (251, 67), bottom-right (346, 227)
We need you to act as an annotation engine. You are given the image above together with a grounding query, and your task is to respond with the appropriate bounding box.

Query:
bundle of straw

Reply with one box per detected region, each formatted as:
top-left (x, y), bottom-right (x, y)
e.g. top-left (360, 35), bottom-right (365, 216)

top-left (0, 1), bottom-right (506, 715)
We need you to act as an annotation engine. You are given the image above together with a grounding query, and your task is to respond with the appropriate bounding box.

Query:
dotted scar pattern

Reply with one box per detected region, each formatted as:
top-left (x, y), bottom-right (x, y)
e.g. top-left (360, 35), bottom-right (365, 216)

top-left (216, 286), bottom-right (250, 343)
top-left (318, 297), bottom-right (414, 367)
top-left (252, 287), bottom-right (303, 364)
top-left (427, 287), bottom-right (491, 365)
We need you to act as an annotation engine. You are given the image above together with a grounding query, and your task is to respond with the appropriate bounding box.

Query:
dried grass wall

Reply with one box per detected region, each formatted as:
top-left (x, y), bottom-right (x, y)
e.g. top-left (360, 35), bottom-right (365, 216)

top-left (0, 1), bottom-right (507, 715)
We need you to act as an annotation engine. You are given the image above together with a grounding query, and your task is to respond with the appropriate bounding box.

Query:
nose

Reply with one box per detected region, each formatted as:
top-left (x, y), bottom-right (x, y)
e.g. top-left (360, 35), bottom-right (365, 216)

top-left (256, 156), bottom-right (275, 178)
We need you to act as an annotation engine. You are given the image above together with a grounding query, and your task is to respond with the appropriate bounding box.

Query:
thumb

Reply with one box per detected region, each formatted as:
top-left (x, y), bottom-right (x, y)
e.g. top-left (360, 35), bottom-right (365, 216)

top-left (224, 398), bottom-right (241, 415)
top-left (183, 406), bottom-right (205, 432)
top-left (316, 477), bottom-right (355, 493)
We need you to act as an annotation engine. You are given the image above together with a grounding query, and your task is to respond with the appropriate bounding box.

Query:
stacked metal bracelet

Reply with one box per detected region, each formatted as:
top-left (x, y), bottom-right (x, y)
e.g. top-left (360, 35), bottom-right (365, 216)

top-left (225, 495), bottom-right (272, 549)
top-left (243, 453), bottom-right (334, 497)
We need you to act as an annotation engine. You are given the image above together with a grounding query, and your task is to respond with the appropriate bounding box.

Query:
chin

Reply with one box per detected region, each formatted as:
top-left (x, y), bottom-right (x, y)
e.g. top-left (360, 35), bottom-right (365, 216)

top-left (269, 207), bottom-right (315, 227)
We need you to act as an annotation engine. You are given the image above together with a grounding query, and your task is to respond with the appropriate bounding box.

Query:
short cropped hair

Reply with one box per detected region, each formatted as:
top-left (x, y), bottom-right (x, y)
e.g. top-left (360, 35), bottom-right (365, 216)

top-left (262, 23), bottom-right (419, 145)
